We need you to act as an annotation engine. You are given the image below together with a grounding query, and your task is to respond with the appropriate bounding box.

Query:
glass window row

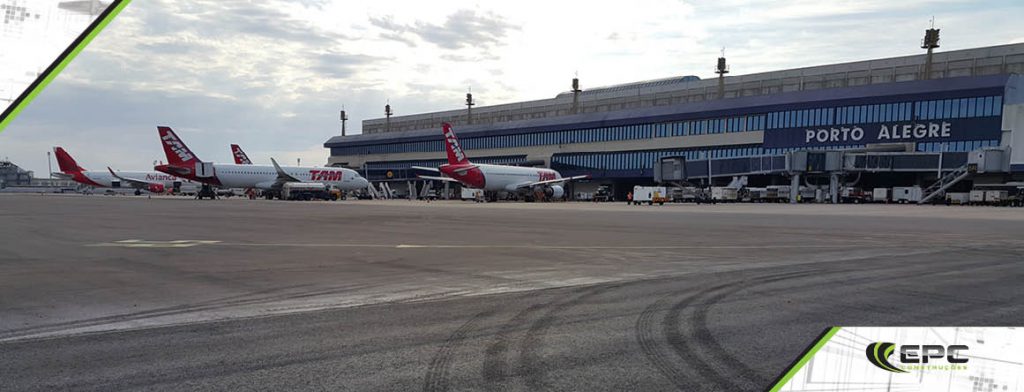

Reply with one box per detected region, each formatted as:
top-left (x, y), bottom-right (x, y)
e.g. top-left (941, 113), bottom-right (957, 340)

top-left (551, 146), bottom-right (764, 171)
top-left (365, 156), bottom-right (526, 170)
top-left (334, 95), bottom-right (1006, 156)
top-left (914, 96), bottom-right (1002, 120)
top-left (915, 139), bottom-right (999, 152)
top-left (766, 95), bottom-right (1003, 130)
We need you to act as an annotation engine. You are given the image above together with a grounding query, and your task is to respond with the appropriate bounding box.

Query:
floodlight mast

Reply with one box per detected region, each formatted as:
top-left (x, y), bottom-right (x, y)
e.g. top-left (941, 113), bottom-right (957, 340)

top-left (921, 18), bottom-right (940, 80)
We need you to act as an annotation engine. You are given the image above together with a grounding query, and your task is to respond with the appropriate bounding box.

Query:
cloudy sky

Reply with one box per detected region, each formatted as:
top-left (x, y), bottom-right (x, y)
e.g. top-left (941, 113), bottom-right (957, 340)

top-left (1, 0), bottom-right (1022, 175)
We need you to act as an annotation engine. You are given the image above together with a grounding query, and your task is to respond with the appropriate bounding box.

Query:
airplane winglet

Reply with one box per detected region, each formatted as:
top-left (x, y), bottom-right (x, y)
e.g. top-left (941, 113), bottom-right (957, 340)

top-left (270, 158), bottom-right (301, 183)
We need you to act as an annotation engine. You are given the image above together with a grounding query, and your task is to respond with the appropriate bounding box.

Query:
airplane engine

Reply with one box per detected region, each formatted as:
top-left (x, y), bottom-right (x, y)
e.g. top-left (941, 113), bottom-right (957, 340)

top-left (544, 185), bottom-right (565, 199)
top-left (148, 183), bottom-right (166, 193)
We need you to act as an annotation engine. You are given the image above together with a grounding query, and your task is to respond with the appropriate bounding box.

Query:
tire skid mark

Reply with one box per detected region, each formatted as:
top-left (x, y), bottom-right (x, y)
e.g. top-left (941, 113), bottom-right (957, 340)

top-left (481, 284), bottom-right (614, 389)
top-left (480, 285), bottom-right (596, 386)
top-left (517, 283), bottom-right (624, 391)
top-left (656, 254), bottom-right (1019, 390)
top-left (682, 270), bottom-right (820, 389)
top-left (635, 282), bottom-right (727, 391)
top-left (0, 283), bottom-right (370, 341)
top-left (422, 310), bottom-right (494, 392)
top-left (661, 270), bottom-right (816, 391)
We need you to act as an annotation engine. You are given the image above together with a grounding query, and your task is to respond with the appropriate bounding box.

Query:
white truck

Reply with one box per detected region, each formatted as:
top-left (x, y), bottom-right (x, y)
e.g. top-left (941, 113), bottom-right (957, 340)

top-left (632, 186), bottom-right (669, 205)
top-left (872, 188), bottom-right (890, 203)
top-left (711, 187), bottom-right (739, 202)
top-left (945, 192), bottom-right (970, 205)
top-left (892, 186), bottom-right (922, 203)
top-left (461, 187), bottom-right (484, 202)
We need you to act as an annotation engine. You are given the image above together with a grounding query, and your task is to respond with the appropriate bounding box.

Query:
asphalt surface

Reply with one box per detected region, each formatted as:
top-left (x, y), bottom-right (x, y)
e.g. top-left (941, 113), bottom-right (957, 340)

top-left (0, 194), bottom-right (1021, 391)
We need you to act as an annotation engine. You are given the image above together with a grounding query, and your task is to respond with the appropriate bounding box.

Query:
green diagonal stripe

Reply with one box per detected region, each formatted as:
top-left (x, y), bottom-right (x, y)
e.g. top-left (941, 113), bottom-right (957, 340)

top-left (768, 326), bottom-right (841, 392)
top-left (0, 0), bottom-right (132, 134)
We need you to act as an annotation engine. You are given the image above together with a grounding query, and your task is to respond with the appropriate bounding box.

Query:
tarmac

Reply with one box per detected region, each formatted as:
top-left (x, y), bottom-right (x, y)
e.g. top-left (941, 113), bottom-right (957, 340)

top-left (0, 193), bottom-right (1021, 391)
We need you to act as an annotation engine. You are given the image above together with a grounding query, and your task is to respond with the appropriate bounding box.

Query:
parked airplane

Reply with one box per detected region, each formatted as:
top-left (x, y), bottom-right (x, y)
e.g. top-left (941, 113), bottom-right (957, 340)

top-left (52, 146), bottom-right (183, 194)
top-left (413, 123), bottom-right (588, 199)
top-left (153, 126), bottom-right (369, 197)
top-left (231, 144), bottom-right (252, 164)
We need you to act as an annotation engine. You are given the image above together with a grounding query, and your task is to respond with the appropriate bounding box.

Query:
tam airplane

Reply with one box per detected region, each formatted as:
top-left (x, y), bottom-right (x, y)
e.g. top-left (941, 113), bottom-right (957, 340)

top-left (52, 146), bottom-right (184, 194)
top-left (231, 144), bottom-right (252, 164)
top-left (414, 123), bottom-right (589, 199)
top-left (153, 126), bottom-right (369, 195)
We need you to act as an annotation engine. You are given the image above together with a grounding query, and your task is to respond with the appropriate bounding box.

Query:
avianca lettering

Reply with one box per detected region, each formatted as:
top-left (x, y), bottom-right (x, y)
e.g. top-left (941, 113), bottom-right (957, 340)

top-left (309, 170), bottom-right (343, 181)
top-left (145, 174), bottom-right (176, 181)
top-left (538, 171), bottom-right (556, 181)
top-left (445, 128), bottom-right (466, 162)
top-left (160, 133), bottom-right (195, 162)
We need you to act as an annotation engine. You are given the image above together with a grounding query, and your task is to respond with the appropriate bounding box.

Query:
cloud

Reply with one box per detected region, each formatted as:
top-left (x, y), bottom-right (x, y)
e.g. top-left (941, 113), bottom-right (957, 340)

top-left (2, 0), bottom-right (1022, 176)
top-left (369, 9), bottom-right (519, 51)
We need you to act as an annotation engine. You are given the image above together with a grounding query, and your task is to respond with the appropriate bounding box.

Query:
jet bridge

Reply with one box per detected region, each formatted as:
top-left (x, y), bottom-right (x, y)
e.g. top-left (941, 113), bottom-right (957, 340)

top-left (656, 147), bottom-right (1012, 204)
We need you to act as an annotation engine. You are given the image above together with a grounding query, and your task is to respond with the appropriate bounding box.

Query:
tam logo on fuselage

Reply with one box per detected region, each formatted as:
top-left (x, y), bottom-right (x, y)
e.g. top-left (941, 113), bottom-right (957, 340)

top-left (538, 171), bottom-right (556, 181)
top-left (160, 133), bottom-right (194, 162)
top-left (445, 128), bottom-right (466, 162)
top-left (309, 170), bottom-right (342, 182)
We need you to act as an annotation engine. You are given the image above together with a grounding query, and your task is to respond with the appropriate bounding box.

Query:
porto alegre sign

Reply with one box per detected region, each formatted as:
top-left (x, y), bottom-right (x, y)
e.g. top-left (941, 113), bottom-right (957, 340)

top-left (763, 117), bottom-right (1002, 148)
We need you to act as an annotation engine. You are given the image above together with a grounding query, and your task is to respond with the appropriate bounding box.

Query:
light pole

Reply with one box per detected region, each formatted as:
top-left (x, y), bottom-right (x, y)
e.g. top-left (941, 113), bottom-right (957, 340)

top-left (46, 150), bottom-right (52, 179)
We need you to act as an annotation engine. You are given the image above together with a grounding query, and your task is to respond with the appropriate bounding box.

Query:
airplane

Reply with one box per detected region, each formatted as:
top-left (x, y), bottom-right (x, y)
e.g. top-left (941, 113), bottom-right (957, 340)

top-left (153, 126), bottom-right (369, 198)
top-left (413, 123), bottom-right (589, 200)
top-left (52, 146), bottom-right (184, 195)
top-left (231, 144), bottom-right (252, 164)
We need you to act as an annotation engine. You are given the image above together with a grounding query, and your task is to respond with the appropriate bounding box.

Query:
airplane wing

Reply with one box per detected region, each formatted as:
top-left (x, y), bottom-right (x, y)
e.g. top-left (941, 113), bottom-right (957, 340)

top-left (52, 172), bottom-right (73, 180)
top-left (416, 175), bottom-right (461, 183)
top-left (410, 166), bottom-right (440, 173)
top-left (411, 165), bottom-right (479, 177)
top-left (107, 167), bottom-right (161, 189)
top-left (270, 158), bottom-right (303, 188)
top-left (512, 175), bottom-right (591, 189)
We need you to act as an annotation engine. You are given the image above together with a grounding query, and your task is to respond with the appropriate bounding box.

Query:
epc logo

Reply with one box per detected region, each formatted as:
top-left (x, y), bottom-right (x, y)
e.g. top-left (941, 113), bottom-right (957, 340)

top-left (866, 342), bottom-right (969, 373)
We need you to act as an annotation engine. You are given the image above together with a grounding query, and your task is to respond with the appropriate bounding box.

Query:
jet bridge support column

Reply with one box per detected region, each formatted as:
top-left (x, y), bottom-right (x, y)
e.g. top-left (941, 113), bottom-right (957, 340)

top-left (443, 182), bottom-right (450, 200)
top-left (789, 173), bottom-right (800, 204)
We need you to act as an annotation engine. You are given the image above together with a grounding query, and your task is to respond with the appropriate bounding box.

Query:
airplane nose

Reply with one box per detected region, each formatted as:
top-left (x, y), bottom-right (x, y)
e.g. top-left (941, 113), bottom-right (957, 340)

top-left (357, 177), bottom-right (369, 188)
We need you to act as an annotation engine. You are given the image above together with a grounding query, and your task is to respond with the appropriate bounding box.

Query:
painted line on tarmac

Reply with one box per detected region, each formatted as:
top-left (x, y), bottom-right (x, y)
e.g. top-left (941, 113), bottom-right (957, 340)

top-left (87, 240), bottom-right (935, 251)
top-left (214, 243), bottom-right (903, 250)
top-left (88, 239), bottom-right (222, 248)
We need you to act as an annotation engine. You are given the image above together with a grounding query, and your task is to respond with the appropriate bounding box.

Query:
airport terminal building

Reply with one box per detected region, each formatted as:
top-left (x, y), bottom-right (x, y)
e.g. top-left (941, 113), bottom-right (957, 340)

top-left (325, 43), bottom-right (1024, 200)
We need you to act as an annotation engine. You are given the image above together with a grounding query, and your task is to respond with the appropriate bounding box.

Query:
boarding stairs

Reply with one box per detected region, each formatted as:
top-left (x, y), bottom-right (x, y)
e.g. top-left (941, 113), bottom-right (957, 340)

top-left (919, 164), bottom-right (971, 204)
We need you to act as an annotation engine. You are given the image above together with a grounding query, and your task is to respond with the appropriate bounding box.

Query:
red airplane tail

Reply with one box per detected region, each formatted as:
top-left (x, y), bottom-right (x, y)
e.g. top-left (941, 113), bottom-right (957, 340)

top-left (231, 144), bottom-right (252, 164)
top-left (53, 147), bottom-right (85, 173)
top-left (158, 126), bottom-right (201, 167)
top-left (442, 122), bottom-right (470, 165)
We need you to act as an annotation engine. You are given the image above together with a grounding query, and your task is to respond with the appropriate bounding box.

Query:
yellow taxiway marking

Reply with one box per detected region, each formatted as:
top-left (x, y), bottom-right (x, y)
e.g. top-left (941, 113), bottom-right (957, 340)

top-left (89, 240), bottom-right (222, 248)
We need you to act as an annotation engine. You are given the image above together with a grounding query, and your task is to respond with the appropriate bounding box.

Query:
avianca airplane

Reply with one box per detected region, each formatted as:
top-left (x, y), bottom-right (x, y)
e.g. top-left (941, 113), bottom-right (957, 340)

top-left (153, 126), bottom-right (369, 194)
top-left (52, 146), bottom-right (184, 194)
top-left (414, 123), bottom-right (589, 199)
top-left (231, 144), bottom-right (252, 164)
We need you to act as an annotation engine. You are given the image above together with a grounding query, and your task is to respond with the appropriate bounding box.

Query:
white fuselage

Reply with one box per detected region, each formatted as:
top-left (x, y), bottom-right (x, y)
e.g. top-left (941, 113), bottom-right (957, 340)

top-left (474, 164), bottom-right (562, 192)
top-left (211, 164), bottom-right (369, 190)
top-left (78, 171), bottom-right (184, 188)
